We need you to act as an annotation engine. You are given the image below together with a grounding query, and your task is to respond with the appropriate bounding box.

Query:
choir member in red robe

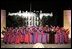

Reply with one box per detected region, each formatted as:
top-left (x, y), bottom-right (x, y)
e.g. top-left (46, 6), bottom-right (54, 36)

top-left (64, 29), bottom-right (69, 44)
top-left (33, 28), bottom-right (38, 43)
top-left (15, 29), bottom-right (20, 44)
top-left (29, 29), bottom-right (33, 44)
top-left (21, 27), bottom-right (26, 43)
top-left (24, 29), bottom-right (30, 44)
top-left (55, 28), bottom-right (60, 44)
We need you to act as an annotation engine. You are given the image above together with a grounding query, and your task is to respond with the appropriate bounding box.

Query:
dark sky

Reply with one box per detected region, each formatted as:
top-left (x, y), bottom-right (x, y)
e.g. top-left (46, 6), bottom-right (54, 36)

top-left (1, 0), bottom-right (71, 12)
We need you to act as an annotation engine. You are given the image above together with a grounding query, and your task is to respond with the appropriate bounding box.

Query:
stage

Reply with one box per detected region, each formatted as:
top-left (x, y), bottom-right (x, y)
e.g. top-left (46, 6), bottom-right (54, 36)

top-left (1, 44), bottom-right (71, 48)
top-left (1, 39), bottom-right (71, 48)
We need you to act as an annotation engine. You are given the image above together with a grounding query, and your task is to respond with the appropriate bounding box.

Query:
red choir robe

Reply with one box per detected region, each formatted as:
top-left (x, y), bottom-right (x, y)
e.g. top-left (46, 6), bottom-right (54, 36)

top-left (19, 33), bottom-right (23, 43)
top-left (9, 30), bottom-right (15, 44)
top-left (24, 32), bottom-right (30, 43)
top-left (64, 30), bottom-right (69, 43)
top-left (22, 33), bottom-right (25, 43)
top-left (15, 30), bottom-right (21, 44)
top-left (41, 31), bottom-right (47, 43)
top-left (34, 32), bottom-right (38, 43)
top-left (46, 33), bottom-right (49, 43)
top-left (37, 31), bottom-right (42, 43)
top-left (15, 34), bottom-right (20, 44)
top-left (55, 31), bottom-right (60, 44)
top-left (30, 33), bottom-right (32, 43)
top-left (7, 32), bottom-right (11, 44)
top-left (10, 33), bottom-right (15, 44)
top-left (3, 33), bottom-right (8, 43)
top-left (59, 31), bottom-right (64, 44)
top-left (20, 29), bottom-right (25, 43)
top-left (29, 29), bottom-right (33, 43)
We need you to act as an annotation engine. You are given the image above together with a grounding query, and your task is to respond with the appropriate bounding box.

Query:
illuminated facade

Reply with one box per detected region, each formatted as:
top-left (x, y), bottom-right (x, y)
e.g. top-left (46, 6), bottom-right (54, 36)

top-left (8, 10), bottom-right (53, 26)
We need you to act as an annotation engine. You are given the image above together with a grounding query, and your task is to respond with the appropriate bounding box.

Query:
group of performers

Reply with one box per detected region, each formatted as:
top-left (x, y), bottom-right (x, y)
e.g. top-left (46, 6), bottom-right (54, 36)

top-left (3, 25), bottom-right (69, 44)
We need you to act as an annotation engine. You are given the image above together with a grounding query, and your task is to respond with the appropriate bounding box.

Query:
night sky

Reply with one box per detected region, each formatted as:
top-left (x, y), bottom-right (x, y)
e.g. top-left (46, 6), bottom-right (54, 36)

top-left (1, 0), bottom-right (71, 12)
top-left (1, 0), bottom-right (71, 27)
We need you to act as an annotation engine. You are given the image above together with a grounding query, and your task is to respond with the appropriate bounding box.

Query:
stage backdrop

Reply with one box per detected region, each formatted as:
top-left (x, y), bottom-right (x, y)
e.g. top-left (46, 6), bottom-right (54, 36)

top-left (63, 10), bottom-right (71, 38)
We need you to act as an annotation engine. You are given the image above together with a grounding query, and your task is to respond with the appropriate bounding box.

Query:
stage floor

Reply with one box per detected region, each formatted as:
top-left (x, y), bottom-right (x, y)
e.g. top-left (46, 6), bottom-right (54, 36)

top-left (1, 44), bottom-right (71, 48)
top-left (1, 39), bottom-right (71, 48)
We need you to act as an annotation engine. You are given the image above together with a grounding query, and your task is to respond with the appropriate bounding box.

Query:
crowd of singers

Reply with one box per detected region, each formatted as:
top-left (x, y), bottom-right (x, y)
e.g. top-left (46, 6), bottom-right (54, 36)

top-left (3, 25), bottom-right (69, 44)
